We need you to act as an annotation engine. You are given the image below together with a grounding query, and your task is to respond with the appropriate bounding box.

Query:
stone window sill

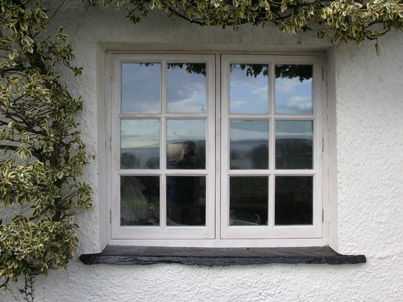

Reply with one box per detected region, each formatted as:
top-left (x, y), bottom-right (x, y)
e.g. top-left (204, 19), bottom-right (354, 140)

top-left (79, 246), bottom-right (366, 266)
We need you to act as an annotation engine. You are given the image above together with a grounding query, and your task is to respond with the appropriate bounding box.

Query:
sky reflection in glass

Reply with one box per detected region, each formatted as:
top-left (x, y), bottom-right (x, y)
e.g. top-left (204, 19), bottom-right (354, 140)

top-left (121, 63), bottom-right (161, 113)
top-left (167, 63), bottom-right (206, 113)
top-left (120, 119), bottom-right (160, 169)
top-left (275, 64), bottom-right (313, 114)
top-left (230, 64), bottom-right (269, 114)
top-left (230, 120), bottom-right (269, 169)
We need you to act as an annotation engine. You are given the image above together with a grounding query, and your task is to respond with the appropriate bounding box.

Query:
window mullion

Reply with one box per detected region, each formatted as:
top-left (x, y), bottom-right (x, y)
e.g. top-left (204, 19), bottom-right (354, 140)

top-left (215, 53), bottom-right (222, 241)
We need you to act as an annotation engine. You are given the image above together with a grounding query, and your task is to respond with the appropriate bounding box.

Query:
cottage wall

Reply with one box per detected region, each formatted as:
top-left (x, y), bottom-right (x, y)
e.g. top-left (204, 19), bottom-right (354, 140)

top-left (3, 2), bottom-right (403, 301)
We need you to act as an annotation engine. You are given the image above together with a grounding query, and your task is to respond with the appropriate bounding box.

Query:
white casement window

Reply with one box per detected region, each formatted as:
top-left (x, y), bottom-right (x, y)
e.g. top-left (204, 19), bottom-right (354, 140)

top-left (107, 52), bottom-right (326, 247)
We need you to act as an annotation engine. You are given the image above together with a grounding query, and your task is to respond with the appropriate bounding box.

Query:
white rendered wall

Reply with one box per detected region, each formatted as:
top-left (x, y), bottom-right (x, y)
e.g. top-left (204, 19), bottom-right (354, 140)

top-left (2, 2), bottom-right (403, 301)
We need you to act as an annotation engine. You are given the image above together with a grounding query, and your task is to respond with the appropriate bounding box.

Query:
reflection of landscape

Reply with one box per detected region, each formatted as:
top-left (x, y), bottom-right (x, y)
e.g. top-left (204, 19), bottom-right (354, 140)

top-left (120, 147), bottom-right (159, 169)
top-left (230, 120), bottom-right (268, 169)
top-left (276, 136), bottom-right (312, 169)
top-left (230, 140), bottom-right (268, 169)
top-left (120, 140), bottom-right (206, 170)
top-left (230, 137), bottom-right (312, 170)
top-left (276, 120), bottom-right (313, 169)
top-left (120, 176), bottom-right (160, 226)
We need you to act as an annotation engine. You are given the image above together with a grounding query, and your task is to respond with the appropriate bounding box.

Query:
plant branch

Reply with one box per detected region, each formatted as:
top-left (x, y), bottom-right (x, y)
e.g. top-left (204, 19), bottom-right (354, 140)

top-left (46, 0), bottom-right (67, 26)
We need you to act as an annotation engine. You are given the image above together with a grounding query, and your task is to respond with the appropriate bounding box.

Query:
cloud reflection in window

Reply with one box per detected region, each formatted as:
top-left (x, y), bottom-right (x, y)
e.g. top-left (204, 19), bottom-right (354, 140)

top-left (167, 63), bottom-right (206, 113)
top-left (275, 64), bottom-right (313, 114)
top-left (230, 64), bottom-right (269, 114)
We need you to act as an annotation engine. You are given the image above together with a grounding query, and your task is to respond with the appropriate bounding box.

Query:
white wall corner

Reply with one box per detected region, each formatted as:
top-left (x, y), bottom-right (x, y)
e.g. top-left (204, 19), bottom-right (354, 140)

top-left (326, 46), bottom-right (338, 251)
top-left (96, 44), bottom-right (108, 252)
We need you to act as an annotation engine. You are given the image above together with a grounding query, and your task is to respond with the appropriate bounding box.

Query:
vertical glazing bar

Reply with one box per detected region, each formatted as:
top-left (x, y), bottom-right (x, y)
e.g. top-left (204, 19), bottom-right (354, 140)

top-left (268, 174), bottom-right (274, 228)
top-left (161, 61), bottom-right (167, 228)
top-left (270, 62), bottom-right (275, 117)
top-left (160, 173), bottom-right (166, 229)
top-left (268, 61), bottom-right (276, 229)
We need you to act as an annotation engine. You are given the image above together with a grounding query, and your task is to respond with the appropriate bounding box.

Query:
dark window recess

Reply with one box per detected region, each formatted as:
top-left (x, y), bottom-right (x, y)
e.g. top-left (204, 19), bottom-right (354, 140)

top-left (230, 176), bottom-right (268, 226)
top-left (80, 246), bottom-right (366, 266)
top-left (275, 176), bottom-right (313, 225)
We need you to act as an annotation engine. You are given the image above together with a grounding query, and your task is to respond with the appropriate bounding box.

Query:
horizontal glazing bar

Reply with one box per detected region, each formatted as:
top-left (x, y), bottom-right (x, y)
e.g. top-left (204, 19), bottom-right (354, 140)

top-left (228, 115), bottom-right (317, 119)
top-left (118, 114), bottom-right (209, 118)
top-left (274, 170), bottom-right (316, 175)
top-left (227, 170), bottom-right (315, 175)
top-left (165, 170), bottom-right (209, 176)
top-left (118, 170), bottom-right (209, 176)
top-left (227, 170), bottom-right (271, 176)
top-left (118, 170), bottom-right (162, 175)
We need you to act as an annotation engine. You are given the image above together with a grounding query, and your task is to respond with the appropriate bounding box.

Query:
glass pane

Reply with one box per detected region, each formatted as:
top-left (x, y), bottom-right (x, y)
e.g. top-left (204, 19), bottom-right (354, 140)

top-left (276, 120), bottom-right (313, 169)
top-left (121, 63), bottom-right (161, 113)
top-left (167, 176), bottom-right (206, 226)
top-left (120, 176), bottom-right (160, 226)
top-left (167, 63), bottom-right (206, 113)
top-left (275, 176), bottom-right (313, 225)
top-left (230, 177), bottom-right (268, 226)
top-left (275, 64), bottom-right (313, 114)
top-left (230, 120), bottom-right (269, 169)
top-left (230, 64), bottom-right (269, 114)
top-left (167, 120), bottom-right (205, 169)
top-left (120, 119), bottom-right (160, 169)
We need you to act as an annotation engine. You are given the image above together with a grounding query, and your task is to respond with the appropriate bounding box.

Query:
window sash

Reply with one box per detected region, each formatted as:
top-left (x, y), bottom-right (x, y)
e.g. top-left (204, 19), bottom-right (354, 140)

top-left (111, 54), bottom-right (216, 239)
top-left (220, 55), bottom-right (323, 239)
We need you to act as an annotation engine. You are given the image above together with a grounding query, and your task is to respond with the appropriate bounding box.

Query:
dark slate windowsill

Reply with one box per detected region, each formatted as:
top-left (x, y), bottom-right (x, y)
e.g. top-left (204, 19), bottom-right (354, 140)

top-left (79, 246), bottom-right (366, 266)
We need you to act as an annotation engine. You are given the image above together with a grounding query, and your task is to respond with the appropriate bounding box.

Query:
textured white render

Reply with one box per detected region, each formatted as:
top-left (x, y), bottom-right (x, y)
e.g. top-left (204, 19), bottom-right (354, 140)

top-left (2, 1), bottom-right (403, 301)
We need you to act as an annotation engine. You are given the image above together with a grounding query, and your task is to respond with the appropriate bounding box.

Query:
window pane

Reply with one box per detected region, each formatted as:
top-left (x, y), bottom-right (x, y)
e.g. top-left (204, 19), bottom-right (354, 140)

top-left (230, 177), bottom-right (268, 226)
top-left (167, 176), bottom-right (206, 226)
top-left (275, 120), bottom-right (313, 169)
top-left (275, 64), bottom-right (313, 114)
top-left (275, 176), bottom-right (313, 225)
top-left (121, 63), bottom-right (161, 113)
top-left (230, 120), bottom-right (269, 169)
top-left (167, 119), bottom-right (205, 169)
top-left (167, 63), bottom-right (206, 113)
top-left (230, 64), bottom-right (269, 114)
top-left (120, 176), bottom-right (160, 226)
top-left (121, 119), bottom-right (160, 169)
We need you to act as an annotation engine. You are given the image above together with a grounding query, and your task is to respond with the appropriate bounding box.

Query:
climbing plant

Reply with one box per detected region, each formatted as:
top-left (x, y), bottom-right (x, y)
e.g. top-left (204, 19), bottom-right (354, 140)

top-left (0, 0), bottom-right (402, 300)
top-left (89, 0), bottom-right (403, 54)
top-left (0, 0), bottom-right (92, 298)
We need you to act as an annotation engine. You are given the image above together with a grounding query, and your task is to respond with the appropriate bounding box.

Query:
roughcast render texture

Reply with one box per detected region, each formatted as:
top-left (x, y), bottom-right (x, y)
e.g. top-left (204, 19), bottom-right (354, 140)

top-left (2, 2), bottom-right (403, 301)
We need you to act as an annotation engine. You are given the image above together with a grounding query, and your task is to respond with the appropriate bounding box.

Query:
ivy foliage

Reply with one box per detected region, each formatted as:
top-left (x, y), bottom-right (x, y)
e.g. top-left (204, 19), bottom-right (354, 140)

top-left (89, 0), bottom-right (403, 53)
top-left (0, 0), bottom-right (92, 292)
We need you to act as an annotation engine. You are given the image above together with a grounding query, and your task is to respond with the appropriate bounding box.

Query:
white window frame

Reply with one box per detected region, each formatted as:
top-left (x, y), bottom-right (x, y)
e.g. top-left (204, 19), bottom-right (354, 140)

top-left (221, 55), bottom-right (323, 239)
top-left (106, 51), bottom-right (328, 248)
top-left (110, 54), bottom-right (216, 240)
